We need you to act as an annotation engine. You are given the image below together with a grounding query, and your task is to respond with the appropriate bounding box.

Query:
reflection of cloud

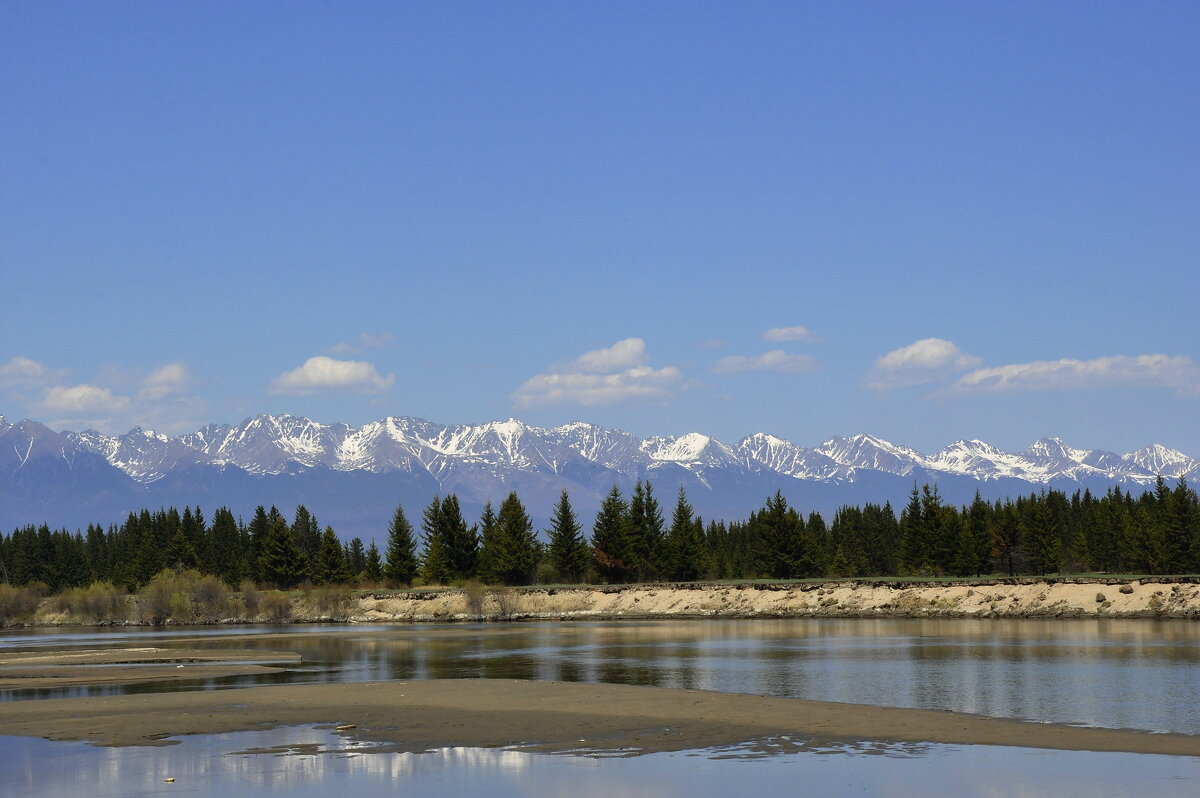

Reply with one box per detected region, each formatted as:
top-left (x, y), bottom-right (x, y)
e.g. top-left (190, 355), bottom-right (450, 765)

top-left (269, 356), bottom-right (394, 395)
top-left (864, 338), bottom-right (982, 390)
top-left (943, 354), bottom-right (1200, 397)
top-left (512, 339), bottom-right (682, 408)
top-left (712, 350), bottom-right (818, 376)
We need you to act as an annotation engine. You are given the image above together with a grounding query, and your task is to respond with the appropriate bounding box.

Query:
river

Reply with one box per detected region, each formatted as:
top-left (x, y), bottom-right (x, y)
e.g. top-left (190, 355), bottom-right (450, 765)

top-left (3, 618), bottom-right (1198, 796)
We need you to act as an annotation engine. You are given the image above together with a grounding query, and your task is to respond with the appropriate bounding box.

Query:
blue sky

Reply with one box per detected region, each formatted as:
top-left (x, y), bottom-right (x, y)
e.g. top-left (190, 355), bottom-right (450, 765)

top-left (2, 1), bottom-right (1197, 455)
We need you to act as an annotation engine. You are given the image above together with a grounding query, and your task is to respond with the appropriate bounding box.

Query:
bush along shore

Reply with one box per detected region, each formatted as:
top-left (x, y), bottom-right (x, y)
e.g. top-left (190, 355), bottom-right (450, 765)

top-left (5, 574), bottom-right (1200, 627)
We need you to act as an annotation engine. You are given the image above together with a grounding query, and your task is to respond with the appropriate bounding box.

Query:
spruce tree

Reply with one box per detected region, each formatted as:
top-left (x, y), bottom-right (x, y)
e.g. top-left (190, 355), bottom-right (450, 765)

top-left (384, 504), bottom-right (418, 587)
top-left (899, 485), bottom-right (925, 574)
top-left (257, 516), bottom-right (308, 589)
top-left (492, 492), bottom-right (539, 585)
top-left (1025, 497), bottom-right (1062, 576)
top-left (665, 486), bottom-right (704, 581)
top-left (476, 501), bottom-right (500, 583)
top-left (966, 491), bottom-right (993, 577)
top-left (755, 491), bottom-right (799, 579)
top-left (164, 527), bottom-right (198, 571)
top-left (292, 505), bottom-right (322, 578)
top-left (440, 495), bottom-right (478, 580)
top-left (346, 537), bottom-right (367, 578)
top-left (420, 496), bottom-right (452, 584)
top-left (592, 485), bottom-right (632, 583)
top-left (314, 526), bottom-right (351, 585)
top-left (547, 491), bottom-right (589, 583)
top-left (364, 541), bottom-right (384, 584)
top-left (209, 507), bottom-right (242, 586)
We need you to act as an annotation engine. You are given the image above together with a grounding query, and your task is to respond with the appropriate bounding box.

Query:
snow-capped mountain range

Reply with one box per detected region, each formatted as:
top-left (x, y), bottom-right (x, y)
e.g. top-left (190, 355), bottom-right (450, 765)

top-left (2, 412), bottom-right (1196, 541)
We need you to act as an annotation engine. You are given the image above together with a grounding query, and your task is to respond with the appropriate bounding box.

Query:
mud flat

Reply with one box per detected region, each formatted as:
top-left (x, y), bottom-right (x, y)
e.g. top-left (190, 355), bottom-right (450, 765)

top-left (0, 678), bottom-right (1197, 757)
top-left (0, 648), bottom-right (300, 689)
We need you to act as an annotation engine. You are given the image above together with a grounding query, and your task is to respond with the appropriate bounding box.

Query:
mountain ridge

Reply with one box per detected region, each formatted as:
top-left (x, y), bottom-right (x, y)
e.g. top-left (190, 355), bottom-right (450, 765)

top-left (3, 412), bottom-right (1196, 541)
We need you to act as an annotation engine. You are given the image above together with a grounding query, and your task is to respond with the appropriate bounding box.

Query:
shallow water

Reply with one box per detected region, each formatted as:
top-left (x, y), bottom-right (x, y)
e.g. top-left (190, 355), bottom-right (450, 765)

top-left (3, 618), bottom-right (1199, 734)
top-left (1, 727), bottom-right (1197, 798)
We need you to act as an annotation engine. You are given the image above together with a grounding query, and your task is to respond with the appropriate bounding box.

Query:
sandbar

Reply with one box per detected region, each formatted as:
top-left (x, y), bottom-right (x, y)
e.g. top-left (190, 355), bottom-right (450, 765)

top-left (1, 678), bottom-right (1197, 757)
top-left (0, 648), bottom-right (299, 689)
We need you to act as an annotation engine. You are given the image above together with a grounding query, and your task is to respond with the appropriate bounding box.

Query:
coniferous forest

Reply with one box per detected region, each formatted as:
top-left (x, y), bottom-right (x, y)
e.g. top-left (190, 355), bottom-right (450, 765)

top-left (2, 478), bottom-right (1198, 595)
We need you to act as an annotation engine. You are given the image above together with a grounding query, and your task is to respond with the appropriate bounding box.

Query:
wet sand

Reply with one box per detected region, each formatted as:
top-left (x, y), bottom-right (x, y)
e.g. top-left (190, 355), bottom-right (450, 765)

top-left (0, 648), bottom-right (299, 689)
top-left (2, 678), bottom-right (1197, 757)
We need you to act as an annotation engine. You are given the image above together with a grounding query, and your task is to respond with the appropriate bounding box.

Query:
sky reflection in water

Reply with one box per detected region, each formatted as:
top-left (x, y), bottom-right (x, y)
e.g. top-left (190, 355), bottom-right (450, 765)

top-left (2, 727), bottom-right (1198, 798)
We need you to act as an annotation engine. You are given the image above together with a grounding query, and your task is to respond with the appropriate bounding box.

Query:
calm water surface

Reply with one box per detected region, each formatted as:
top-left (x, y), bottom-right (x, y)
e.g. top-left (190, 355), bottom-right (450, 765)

top-left (2, 727), bottom-right (1198, 798)
top-left (4, 619), bottom-right (1199, 796)
top-left (3, 618), bottom-right (1198, 734)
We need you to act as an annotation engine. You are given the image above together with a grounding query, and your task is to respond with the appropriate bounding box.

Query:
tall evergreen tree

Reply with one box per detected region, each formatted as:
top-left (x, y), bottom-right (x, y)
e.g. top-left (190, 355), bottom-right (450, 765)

top-left (440, 495), bottom-right (478, 580)
top-left (364, 541), bottom-right (384, 584)
top-left (755, 491), bottom-right (800, 579)
top-left (292, 505), bottom-right (322, 578)
top-left (476, 502), bottom-right (500, 583)
top-left (491, 492), bottom-right (539, 586)
top-left (384, 504), bottom-right (418, 587)
top-left (209, 507), bottom-right (243, 586)
top-left (314, 526), bottom-right (351, 584)
top-left (1025, 496), bottom-right (1062, 576)
top-left (420, 496), bottom-right (452, 584)
top-left (257, 516), bottom-right (308, 589)
top-left (592, 485), bottom-right (632, 583)
top-left (164, 526), bottom-right (198, 571)
top-left (665, 486), bottom-right (704, 581)
top-left (547, 491), bottom-right (589, 583)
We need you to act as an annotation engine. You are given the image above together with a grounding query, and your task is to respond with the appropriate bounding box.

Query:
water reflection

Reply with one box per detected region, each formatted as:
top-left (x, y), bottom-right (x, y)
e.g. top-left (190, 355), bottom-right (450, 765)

top-left (4, 618), bottom-right (1200, 733)
top-left (1, 728), bottom-right (1196, 798)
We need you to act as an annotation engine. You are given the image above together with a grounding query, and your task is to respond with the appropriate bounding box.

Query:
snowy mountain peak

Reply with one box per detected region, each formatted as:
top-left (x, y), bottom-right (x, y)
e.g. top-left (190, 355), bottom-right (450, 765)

top-left (1123, 444), bottom-right (1200, 478)
top-left (814, 433), bottom-right (926, 475)
top-left (642, 433), bottom-right (724, 462)
top-left (15, 412), bottom-right (1197, 491)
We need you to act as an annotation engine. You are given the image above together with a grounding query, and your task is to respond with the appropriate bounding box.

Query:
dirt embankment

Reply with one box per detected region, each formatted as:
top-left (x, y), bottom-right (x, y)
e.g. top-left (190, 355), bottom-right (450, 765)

top-left (346, 578), bottom-right (1200, 624)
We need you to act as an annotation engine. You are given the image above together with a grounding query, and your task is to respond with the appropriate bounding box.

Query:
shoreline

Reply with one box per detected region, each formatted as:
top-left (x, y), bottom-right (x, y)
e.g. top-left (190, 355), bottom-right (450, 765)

top-left (1, 678), bottom-right (1197, 757)
top-left (8, 577), bottom-right (1200, 628)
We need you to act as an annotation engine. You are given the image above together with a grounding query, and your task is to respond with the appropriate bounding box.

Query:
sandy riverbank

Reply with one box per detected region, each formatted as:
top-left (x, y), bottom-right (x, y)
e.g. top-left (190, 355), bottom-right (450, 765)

top-left (344, 578), bottom-right (1200, 623)
top-left (1, 678), bottom-right (1197, 757)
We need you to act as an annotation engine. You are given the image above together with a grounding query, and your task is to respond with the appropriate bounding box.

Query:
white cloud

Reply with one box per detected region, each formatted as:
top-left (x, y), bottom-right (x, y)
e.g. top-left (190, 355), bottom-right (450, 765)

top-left (511, 339), bottom-right (681, 408)
top-left (512, 366), bottom-right (682, 408)
top-left (138, 362), bottom-right (193, 401)
top-left (763, 326), bottom-right (821, 343)
top-left (557, 338), bottom-right (649, 374)
top-left (712, 350), bottom-right (819, 375)
top-left (943, 354), bottom-right (1200, 397)
top-left (269, 356), bottom-right (394, 395)
top-left (41, 384), bottom-right (130, 414)
top-left (0, 356), bottom-right (64, 388)
top-left (864, 338), bottom-right (983, 390)
top-left (326, 332), bottom-right (394, 356)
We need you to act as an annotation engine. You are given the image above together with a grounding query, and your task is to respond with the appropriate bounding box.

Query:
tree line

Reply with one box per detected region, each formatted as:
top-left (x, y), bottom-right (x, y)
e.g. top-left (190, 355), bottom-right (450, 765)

top-left (2, 477), bottom-right (1198, 593)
